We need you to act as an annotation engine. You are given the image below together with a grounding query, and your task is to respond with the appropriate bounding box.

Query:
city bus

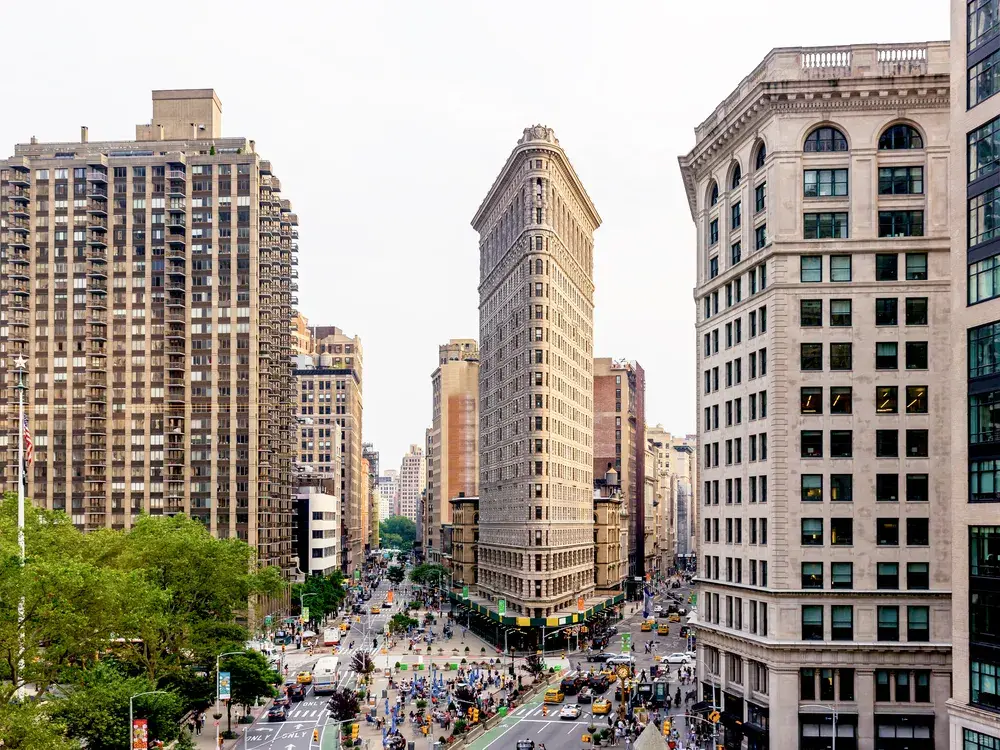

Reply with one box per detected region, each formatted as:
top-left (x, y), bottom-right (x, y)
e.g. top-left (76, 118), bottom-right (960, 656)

top-left (312, 656), bottom-right (339, 695)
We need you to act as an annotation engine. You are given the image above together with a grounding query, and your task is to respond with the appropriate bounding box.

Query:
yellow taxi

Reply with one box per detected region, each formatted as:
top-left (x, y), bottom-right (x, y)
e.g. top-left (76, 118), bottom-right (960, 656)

top-left (640, 620), bottom-right (654, 632)
top-left (668, 613), bottom-right (681, 623)
top-left (296, 671), bottom-right (313, 684)
top-left (371, 605), bottom-right (381, 614)
top-left (543, 688), bottom-right (565, 704)
top-left (340, 622), bottom-right (350, 633)
top-left (600, 667), bottom-right (618, 683)
top-left (657, 623), bottom-right (670, 636)
top-left (592, 699), bottom-right (612, 715)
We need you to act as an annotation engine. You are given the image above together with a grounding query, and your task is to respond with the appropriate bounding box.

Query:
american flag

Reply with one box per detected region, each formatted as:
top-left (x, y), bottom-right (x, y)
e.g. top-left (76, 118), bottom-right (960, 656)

top-left (22, 413), bottom-right (33, 466)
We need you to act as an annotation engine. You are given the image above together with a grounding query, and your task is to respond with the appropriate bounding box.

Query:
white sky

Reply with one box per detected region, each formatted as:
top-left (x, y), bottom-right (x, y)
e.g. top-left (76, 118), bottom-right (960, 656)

top-left (3, 0), bottom-right (948, 468)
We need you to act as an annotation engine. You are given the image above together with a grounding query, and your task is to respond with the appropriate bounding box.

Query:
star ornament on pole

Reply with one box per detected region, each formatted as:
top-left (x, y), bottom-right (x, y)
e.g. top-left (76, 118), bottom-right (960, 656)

top-left (13, 355), bottom-right (27, 371)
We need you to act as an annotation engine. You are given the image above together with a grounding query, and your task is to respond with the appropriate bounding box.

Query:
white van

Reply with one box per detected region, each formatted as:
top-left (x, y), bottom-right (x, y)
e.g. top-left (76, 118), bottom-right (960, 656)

top-left (323, 628), bottom-right (341, 647)
top-left (312, 656), bottom-right (339, 695)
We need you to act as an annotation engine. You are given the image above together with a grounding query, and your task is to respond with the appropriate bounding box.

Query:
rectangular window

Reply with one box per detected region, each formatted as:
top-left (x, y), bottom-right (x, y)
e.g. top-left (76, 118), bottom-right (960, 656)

top-left (969, 113), bottom-right (1000, 181)
top-left (970, 321), bottom-right (1000, 378)
top-left (840, 669), bottom-right (855, 701)
top-left (906, 429), bottom-right (929, 458)
top-left (906, 341), bottom-right (928, 370)
top-left (877, 518), bottom-right (900, 546)
top-left (831, 474), bottom-right (853, 502)
top-left (801, 518), bottom-right (823, 545)
top-left (907, 606), bottom-right (929, 642)
top-left (876, 342), bottom-right (898, 370)
top-left (804, 212), bottom-right (848, 239)
top-left (973, 659), bottom-right (1000, 709)
top-left (830, 386), bottom-right (852, 414)
top-left (831, 562), bottom-right (853, 589)
top-left (964, 729), bottom-right (1000, 749)
top-left (830, 254), bottom-right (852, 282)
top-left (907, 473), bottom-right (929, 502)
top-left (755, 183), bottom-right (766, 213)
top-left (755, 223), bottom-right (767, 250)
top-left (801, 606), bottom-right (824, 640)
top-left (709, 257), bottom-right (719, 278)
top-left (731, 202), bottom-right (742, 230)
top-left (971, 390), bottom-right (1000, 444)
top-left (830, 430), bottom-right (852, 458)
top-left (802, 562), bottom-right (823, 588)
top-left (876, 253), bottom-right (899, 280)
top-left (830, 517), bottom-right (853, 545)
top-left (907, 562), bottom-right (929, 590)
top-left (876, 430), bottom-right (899, 458)
top-left (800, 299), bottom-right (822, 326)
top-left (970, 48), bottom-right (1000, 107)
top-left (801, 387), bottom-right (822, 414)
top-left (801, 474), bottom-right (823, 502)
top-left (804, 169), bottom-right (848, 197)
top-left (879, 210), bottom-right (924, 238)
top-left (831, 605), bottom-right (853, 640)
top-left (907, 517), bottom-right (930, 546)
top-left (709, 219), bottom-right (719, 246)
top-left (801, 430), bottom-right (823, 458)
top-left (800, 255), bottom-right (822, 282)
top-left (830, 299), bottom-right (852, 326)
top-left (878, 606), bottom-right (900, 641)
top-left (905, 297), bottom-right (929, 325)
top-left (877, 562), bottom-right (899, 589)
top-left (875, 670), bottom-right (892, 701)
top-left (800, 343), bottom-right (823, 371)
top-left (730, 242), bottom-right (741, 265)
top-left (907, 385), bottom-right (928, 413)
top-left (878, 166), bottom-right (924, 195)
top-left (877, 386), bottom-right (899, 413)
top-left (971, 0), bottom-right (1000, 52)
top-left (972, 461), bottom-right (1000, 502)
top-left (876, 298), bottom-right (899, 325)
top-left (800, 668), bottom-right (816, 700)
top-left (906, 252), bottom-right (928, 280)
top-left (830, 342), bottom-right (852, 370)
top-left (971, 187), bottom-right (1000, 247)
top-left (877, 474), bottom-right (899, 502)
top-left (971, 254), bottom-right (1000, 304)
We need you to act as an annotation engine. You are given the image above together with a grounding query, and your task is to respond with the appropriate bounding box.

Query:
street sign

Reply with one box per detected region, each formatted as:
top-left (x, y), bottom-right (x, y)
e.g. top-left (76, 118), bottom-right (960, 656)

top-left (462, 586), bottom-right (469, 600)
top-left (577, 597), bottom-right (585, 612)
top-left (355, 570), bottom-right (361, 581)
top-left (498, 599), bottom-right (506, 616)
top-left (218, 671), bottom-right (231, 700)
top-left (621, 633), bottom-right (631, 651)
top-left (302, 606), bottom-right (310, 622)
top-left (264, 615), bottom-right (273, 627)
top-left (132, 719), bottom-right (148, 750)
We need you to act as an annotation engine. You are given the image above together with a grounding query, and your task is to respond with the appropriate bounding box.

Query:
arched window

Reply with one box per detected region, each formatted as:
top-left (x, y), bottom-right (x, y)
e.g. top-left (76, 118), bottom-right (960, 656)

top-left (535, 258), bottom-right (543, 274)
top-left (731, 164), bottom-right (742, 189)
top-left (804, 126), bottom-right (848, 153)
top-left (879, 124), bottom-right (923, 150)
top-left (755, 143), bottom-right (767, 170)
top-left (709, 182), bottom-right (719, 206)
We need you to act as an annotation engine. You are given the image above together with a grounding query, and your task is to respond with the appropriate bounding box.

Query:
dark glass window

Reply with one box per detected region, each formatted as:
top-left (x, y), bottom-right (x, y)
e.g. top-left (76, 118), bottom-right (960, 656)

top-left (800, 299), bottom-right (822, 327)
top-left (879, 124), bottom-right (923, 150)
top-left (831, 606), bottom-right (853, 640)
top-left (907, 518), bottom-right (929, 546)
top-left (830, 518), bottom-right (853, 545)
top-left (754, 182), bottom-right (766, 213)
top-left (972, 590), bottom-right (1000, 644)
top-left (830, 299), bottom-right (852, 326)
top-left (877, 562), bottom-right (899, 589)
top-left (801, 474), bottom-right (823, 502)
top-left (876, 298), bottom-right (898, 325)
top-left (876, 386), bottom-right (899, 414)
top-left (829, 343), bottom-right (852, 370)
top-left (877, 606), bottom-right (899, 641)
top-left (831, 562), bottom-right (853, 589)
top-left (906, 474), bottom-right (929, 502)
top-left (800, 668), bottom-right (816, 699)
top-left (804, 169), bottom-right (848, 197)
top-left (801, 518), bottom-right (823, 545)
top-left (970, 0), bottom-right (1000, 52)
top-left (970, 48), bottom-right (1000, 108)
top-left (973, 659), bottom-right (1000, 709)
top-left (907, 606), bottom-right (929, 641)
top-left (972, 461), bottom-right (1000, 503)
top-left (876, 430), bottom-right (899, 458)
top-left (964, 728), bottom-right (1000, 748)
top-left (710, 183), bottom-right (719, 206)
top-left (876, 342), bottom-right (898, 370)
top-left (970, 321), bottom-right (1000, 378)
top-left (876, 253), bottom-right (898, 280)
top-left (907, 562), bottom-right (929, 590)
top-left (971, 390), bottom-right (1000, 444)
top-left (970, 187), bottom-right (1000, 247)
top-left (709, 257), bottom-right (719, 278)
top-left (804, 127), bottom-right (848, 152)
top-left (800, 343), bottom-right (823, 371)
top-left (801, 606), bottom-right (824, 639)
top-left (906, 341), bottom-right (928, 370)
top-left (831, 474), bottom-right (853, 502)
top-left (877, 518), bottom-right (900, 546)
top-left (801, 431), bottom-right (823, 458)
top-left (878, 166), bottom-right (924, 194)
top-left (820, 668), bottom-right (836, 700)
top-left (830, 387), bottom-right (852, 414)
top-left (906, 253), bottom-right (928, 280)
top-left (914, 671), bottom-right (930, 703)
top-left (876, 474), bottom-right (899, 502)
top-left (800, 255), bottom-right (822, 282)
top-left (755, 224), bottom-right (767, 250)
top-left (879, 210), bottom-right (924, 237)
top-left (730, 242), bottom-right (741, 265)
top-left (971, 527), bottom-right (1000, 577)
top-left (969, 113), bottom-right (1000, 181)
top-left (804, 212), bottom-right (848, 239)
top-left (839, 669), bottom-right (855, 701)
top-left (709, 218), bottom-right (719, 246)
top-left (801, 387), bottom-right (822, 414)
top-left (830, 255), bottom-right (851, 281)
top-left (830, 430), bottom-right (852, 458)
top-left (906, 429), bottom-right (929, 458)
top-left (875, 670), bottom-right (892, 701)
top-left (906, 385), bottom-right (928, 414)
top-left (971, 254), bottom-right (1000, 304)
top-left (801, 562), bottom-right (823, 588)
top-left (905, 297), bottom-right (928, 325)
top-left (755, 143), bottom-right (766, 170)
top-left (896, 671), bottom-right (911, 702)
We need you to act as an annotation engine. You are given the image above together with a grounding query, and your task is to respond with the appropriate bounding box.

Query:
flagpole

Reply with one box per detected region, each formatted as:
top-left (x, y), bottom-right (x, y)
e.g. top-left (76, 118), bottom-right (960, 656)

top-left (14, 355), bottom-right (26, 701)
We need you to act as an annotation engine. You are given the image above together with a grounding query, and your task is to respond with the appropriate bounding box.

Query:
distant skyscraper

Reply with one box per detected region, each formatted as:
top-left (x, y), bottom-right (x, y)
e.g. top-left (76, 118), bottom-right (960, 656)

top-left (398, 445), bottom-right (425, 523)
top-left (377, 470), bottom-right (399, 519)
top-left (473, 125), bottom-right (601, 619)
top-left (0, 89), bottom-right (297, 583)
top-left (426, 338), bottom-right (479, 562)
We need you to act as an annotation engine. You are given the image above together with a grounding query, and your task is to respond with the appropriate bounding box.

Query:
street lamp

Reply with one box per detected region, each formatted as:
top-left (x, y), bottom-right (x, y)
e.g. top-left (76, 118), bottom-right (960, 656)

top-left (215, 651), bottom-right (246, 748)
top-left (800, 703), bottom-right (838, 750)
top-left (13, 355), bottom-right (27, 701)
top-left (129, 690), bottom-right (170, 750)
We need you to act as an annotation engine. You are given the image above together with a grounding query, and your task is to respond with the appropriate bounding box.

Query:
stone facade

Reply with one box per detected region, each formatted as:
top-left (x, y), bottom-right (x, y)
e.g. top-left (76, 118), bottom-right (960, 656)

top-left (680, 43), bottom-right (952, 749)
top-left (398, 444), bottom-right (425, 523)
top-left (473, 125), bottom-right (601, 618)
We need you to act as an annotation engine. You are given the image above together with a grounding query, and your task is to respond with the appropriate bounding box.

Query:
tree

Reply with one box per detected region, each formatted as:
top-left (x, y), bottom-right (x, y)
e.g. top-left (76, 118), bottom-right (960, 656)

top-left (409, 563), bottom-right (448, 587)
top-left (521, 653), bottom-right (545, 680)
top-left (386, 565), bottom-right (405, 585)
top-left (387, 613), bottom-right (417, 636)
top-left (326, 687), bottom-right (361, 722)
top-left (350, 652), bottom-right (375, 685)
top-left (378, 516), bottom-right (416, 552)
top-left (0, 700), bottom-right (77, 750)
top-left (223, 651), bottom-right (280, 733)
top-left (291, 571), bottom-right (347, 620)
top-left (52, 661), bottom-right (183, 750)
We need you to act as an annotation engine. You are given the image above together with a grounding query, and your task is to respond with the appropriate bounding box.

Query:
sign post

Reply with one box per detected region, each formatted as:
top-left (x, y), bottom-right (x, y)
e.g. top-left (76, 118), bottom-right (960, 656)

top-left (218, 671), bottom-right (231, 701)
top-left (621, 633), bottom-right (631, 652)
top-left (462, 586), bottom-right (469, 600)
top-left (131, 719), bottom-right (148, 750)
top-left (498, 599), bottom-right (506, 617)
top-left (302, 606), bottom-right (310, 623)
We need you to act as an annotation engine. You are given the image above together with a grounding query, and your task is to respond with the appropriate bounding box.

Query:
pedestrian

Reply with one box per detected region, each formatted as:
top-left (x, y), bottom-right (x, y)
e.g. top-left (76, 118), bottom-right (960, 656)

top-left (197, 712), bottom-right (205, 735)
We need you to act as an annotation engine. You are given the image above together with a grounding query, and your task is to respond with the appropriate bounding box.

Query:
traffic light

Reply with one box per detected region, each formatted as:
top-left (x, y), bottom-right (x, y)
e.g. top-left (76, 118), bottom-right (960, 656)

top-left (472, 708), bottom-right (480, 723)
top-left (662, 719), bottom-right (671, 734)
top-left (351, 723), bottom-right (360, 741)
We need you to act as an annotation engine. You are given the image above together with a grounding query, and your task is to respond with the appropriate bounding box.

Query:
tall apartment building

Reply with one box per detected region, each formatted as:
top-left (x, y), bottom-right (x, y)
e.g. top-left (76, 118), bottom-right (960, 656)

top-left (363, 442), bottom-right (379, 552)
top-left (647, 425), bottom-right (698, 566)
top-left (680, 45), bottom-right (952, 749)
top-left (292, 312), bottom-right (313, 356)
top-left (646, 430), bottom-right (675, 571)
top-left (594, 358), bottom-right (646, 581)
top-left (377, 470), bottom-right (399, 519)
top-left (473, 125), bottom-right (600, 619)
top-left (298, 326), bottom-right (364, 574)
top-left (398, 444), bottom-right (425, 522)
top-left (0, 89), bottom-right (297, 578)
top-left (426, 338), bottom-right (480, 562)
top-left (295, 476), bottom-right (340, 577)
top-left (949, 2), bottom-right (1000, 746)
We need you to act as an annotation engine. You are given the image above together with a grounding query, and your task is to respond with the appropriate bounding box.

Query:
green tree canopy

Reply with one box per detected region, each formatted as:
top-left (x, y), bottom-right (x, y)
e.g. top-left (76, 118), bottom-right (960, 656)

top-left (0, 700), bottom-right (78, 750)
top-left (378, 516), bottom-right (416, 552)
top-left (291, 570), bottom-right (347, 620)
top-left (386, 565), bottom-right (405, 585)
top-left (387, 613), bottom-right (417, 636)
top-left (409, 563), bottom-right (448, 586)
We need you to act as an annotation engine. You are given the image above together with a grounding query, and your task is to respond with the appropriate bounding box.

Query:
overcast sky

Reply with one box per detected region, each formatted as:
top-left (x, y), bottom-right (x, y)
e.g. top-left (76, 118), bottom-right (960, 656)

top-left (2, 1), bottom-right (948, 469)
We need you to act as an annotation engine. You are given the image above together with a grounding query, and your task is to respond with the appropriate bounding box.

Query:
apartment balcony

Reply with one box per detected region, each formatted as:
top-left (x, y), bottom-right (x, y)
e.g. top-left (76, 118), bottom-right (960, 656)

top-left (87, 372), bottom-right (107, 388)
top-left (6, 278), bottom-right (29, 295)
top-left (291, 255), bottom-right (298, 265)
top-left (8, 170), bottom-right (29, 187)
top-left (8, 217), bottom-right (29, 232)
top-left (88, 324), bottom-right (107, 341)
top-left (165, 290), bottom-right (186, 308)
top-left (290, 282), bottom-right (299, 292)
top-left (291, 229), bottom-right (299, 240)
top-left (86, 418), bottom-right (106, 435)
top-left (88, 309), bottom-right (107, 324)
top-left (86, 387), bottom-right (106, 403)
top-left (290, 269), bottom-right (298, 279)
top-left (87, 260), bottom-right (108, 278)
top-left (166, 356), bottom-right (185, 374)
top-left (165, 340), bottom-right (184, 356)
top-left (167, 385), bottom-right (186, 404)
top-left (166, 213), bottom-right (186, 229)
top-left (87, 170), bottom-right (108, 183)
top-left (7, 201), bottom-right (28, 218)
top-left (166, 244), bottom-right (185, 261)
top-left (87, 231), bottom-right (108, 247)
top-left (7, 232), bottom-right (29, 249)
top-left (88, 340), bottom-right (107, 356)
top-left (169, 170), bottom-right (187, 181)
top-left (165, 323), bottom-right (186, 340)
top-left (86, 184), bottom-right (108, 199)
top-left (290, 295), bottom-right (299, 306)
top-left (87, 278), bottom-right (107, 295)
top-left (85, 449), bottom-right (106, 465)
top-left (87, 215), bottom-right (108, 232)
top-left (259, 160), bottom-right (272, 175)
top-left (88, 292), bottom-right (107, 310)
top-left (86, 198), bottom-right (108, 215)
top-left (6, 263), bottom-right (29, 280)
top-left (87, 245), bottom-right (107, 262)
top-left (165, 280), bottom-right (185, 295)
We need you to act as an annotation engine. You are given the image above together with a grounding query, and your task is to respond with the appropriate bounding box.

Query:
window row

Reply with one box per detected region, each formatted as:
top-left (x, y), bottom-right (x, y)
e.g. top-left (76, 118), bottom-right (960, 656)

top-left (800, 252), bottom-right (927, 282)
top-left (702, 305), bottom-right (767, 355)
top-left (801, 516), bottom-right (929, 547)
top-left (799, 297), bottom-right (928, 327)
top-left (800, 211), bottom-right (925, 240)
top-left (802, 560), bottom-right (929, 590)
top-left (800, 472), bottom-right (929, 503)
top-left (800, 340), bottom-right (928, 371)
top-left (802, 428), bottom-right (929, 461)
top-left (703, 475), bottom-right (768, 505)
top-left (802, 603), bottom-right (930, 641)
top-left (703, 516), bottom-right (768, 545)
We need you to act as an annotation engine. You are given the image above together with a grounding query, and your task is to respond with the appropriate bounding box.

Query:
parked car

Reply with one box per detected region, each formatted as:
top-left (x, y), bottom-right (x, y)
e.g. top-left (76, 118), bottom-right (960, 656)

top-left (663, 652), bottom-right (691, 665)
top-left (267, 705), bottom-right (288, 722)
top-left (577, 687), bottom-right (593, 704)
top-left (559, 704), bottom-right (582, 720)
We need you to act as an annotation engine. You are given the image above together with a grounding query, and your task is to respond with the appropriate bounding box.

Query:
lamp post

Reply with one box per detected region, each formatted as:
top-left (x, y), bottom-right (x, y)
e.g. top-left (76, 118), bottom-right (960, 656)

top-left (800, 703), bottom-right (838, 750)
top-left (215, 651), bottom-right (246, 748)
top-left (13, 355), bottom-right (26, 701)
top-left (129, 690), bottom-right (170, 750)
